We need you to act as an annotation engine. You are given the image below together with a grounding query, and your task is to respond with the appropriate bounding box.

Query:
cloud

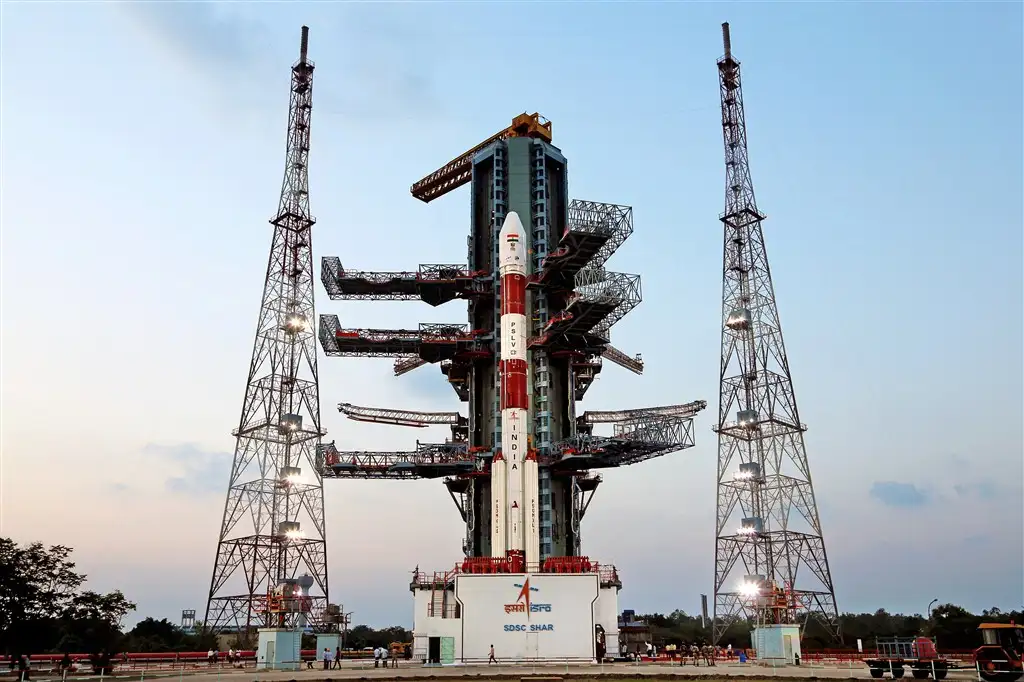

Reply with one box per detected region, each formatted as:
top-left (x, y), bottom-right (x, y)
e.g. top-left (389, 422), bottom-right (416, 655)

top-left (121, 3), bottom-right (268, 71)
top-left (953, 480), bottom-right (999, 499)
top-left (143, 443), bottom-right (230, 497)
top-left (870, 481), bottom-right (930, 508)
top-left (120, 3), bottom-right (441, 124)
top-left (960, 534), bottom-right (993, 548)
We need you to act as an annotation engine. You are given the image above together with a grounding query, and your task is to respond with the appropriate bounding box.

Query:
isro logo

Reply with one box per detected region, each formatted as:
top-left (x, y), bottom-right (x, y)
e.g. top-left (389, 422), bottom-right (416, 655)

top-left (503, 578), bottom-right (554, 632)
top-left (502, 577), bottom-right (552, 617)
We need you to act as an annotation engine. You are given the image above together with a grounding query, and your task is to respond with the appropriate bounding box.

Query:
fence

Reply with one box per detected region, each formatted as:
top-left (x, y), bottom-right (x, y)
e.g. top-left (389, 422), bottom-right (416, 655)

top-left (0, 650), bottom-right (382, 676)
top-left (3, 647), bottom-right (987, 678)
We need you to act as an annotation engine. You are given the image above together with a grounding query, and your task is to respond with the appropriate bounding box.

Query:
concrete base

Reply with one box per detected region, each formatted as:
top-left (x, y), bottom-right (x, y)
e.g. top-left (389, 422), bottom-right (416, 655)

top-left (752, 624), bottom-right (802, 665)
top-left (316, 633), bottom-right (342, 661)
top-left (256, 628), bottom-right (302, 671)
top-left (412, 572), bottom-right (619, 663)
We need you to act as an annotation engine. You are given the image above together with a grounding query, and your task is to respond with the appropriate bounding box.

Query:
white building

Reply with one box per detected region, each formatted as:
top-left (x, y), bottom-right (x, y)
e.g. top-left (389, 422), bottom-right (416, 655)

top-left (411, 569), bottom-right (621, 664)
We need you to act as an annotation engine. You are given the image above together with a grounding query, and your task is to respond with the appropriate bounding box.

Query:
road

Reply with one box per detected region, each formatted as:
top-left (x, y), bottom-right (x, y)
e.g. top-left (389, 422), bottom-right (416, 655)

top-left (36, 660), bottom-right (978, 682)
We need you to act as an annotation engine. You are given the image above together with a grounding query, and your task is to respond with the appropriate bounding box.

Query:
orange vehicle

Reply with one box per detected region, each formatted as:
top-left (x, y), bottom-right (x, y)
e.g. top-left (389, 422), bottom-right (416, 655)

top-left (389, 642), bottom-right (411, 656)
top-left (976, 623), bottom-right (1024, 682)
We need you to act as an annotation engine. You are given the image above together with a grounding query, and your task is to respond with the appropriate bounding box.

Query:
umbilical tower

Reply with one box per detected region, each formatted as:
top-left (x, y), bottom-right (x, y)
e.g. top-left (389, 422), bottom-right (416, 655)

top-left (317, 114), bottom-right (706, 569)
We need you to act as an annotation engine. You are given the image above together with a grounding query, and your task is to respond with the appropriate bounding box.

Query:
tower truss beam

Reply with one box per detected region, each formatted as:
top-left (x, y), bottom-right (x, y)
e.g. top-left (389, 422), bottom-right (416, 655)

top-left (535, 200), bottom-right (635, 288)
top-left (552, 413), bottom-right (698, 469)
top-left (410, 113), bottom-right (552, 203)
top-left (318, 315), bottom-right (488, 361)
top-left (711, 22), bottom-right (839, 644)
top-left (529, 271), bottom-right (642, 350)
top-left (574, 268), bottom-right (643, 339)
top-left (321, 257), bottom-right (490, 306)
top-left (599, 344), bottom-right (644, 375)
top-left (337, 402), bottom-right (468, 442)
top-left (321, 407), bottom-right (700, 478)
top-left (338, 403), bottom-right (464, 427)
top-left (318, 441), bottom-right (474, 479)
top-left (579, 399), bottom-right (707, 426)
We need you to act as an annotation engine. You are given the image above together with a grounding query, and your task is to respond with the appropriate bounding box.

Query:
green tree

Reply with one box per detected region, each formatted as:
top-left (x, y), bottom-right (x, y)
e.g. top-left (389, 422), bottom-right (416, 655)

top-left (0, 538), bottom-right (136, 654)
top-left (125, 618), bottom-right (190, 653)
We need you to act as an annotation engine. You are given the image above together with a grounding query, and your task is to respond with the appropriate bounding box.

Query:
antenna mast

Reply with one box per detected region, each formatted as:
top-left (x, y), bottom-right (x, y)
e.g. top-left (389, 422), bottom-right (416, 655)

top-left (712, 22), bottom-right (840, 643)
top-left (204, 25), bottom-right (329, 635)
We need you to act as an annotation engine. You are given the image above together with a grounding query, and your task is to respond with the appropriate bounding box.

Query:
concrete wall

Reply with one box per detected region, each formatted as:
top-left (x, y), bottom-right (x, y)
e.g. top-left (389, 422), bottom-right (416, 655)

top-left (412, 588), bottom-right (463, 662)
top-left (456, 573), bottom-right (598, 662)
top-left (594, 586), bottom-right (621, 657)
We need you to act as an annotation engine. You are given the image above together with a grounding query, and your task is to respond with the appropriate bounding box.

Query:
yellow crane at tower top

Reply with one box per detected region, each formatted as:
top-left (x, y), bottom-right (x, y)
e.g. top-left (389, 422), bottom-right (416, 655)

top-left (410, 113), bottom-right (552, 203)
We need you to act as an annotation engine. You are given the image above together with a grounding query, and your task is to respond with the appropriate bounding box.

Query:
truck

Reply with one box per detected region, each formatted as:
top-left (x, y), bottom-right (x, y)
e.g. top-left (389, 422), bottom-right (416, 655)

top-left (865, 636), bottom-right (951, 679)
top-left (975, 623), bottom-right (1023, 682)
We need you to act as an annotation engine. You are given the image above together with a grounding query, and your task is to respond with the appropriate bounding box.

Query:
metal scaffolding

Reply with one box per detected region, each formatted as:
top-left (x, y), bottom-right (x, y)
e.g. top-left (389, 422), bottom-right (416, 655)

top-left (205, 26), bottom-right (329, 635)
top-left (317, 111), bottom-right (707, 562)
top-left (711, 22), bottom-right (840, 643)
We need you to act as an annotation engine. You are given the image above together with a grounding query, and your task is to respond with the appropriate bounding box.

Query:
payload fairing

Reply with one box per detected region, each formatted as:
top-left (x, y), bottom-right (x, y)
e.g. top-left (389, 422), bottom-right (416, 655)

top-left (493, 212), bottom-right (541, 568)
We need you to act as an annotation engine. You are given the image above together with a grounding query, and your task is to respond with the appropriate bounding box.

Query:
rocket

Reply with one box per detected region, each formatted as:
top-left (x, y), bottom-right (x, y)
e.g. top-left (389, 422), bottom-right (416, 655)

top-left (493, 212), bottom-right (540, 569)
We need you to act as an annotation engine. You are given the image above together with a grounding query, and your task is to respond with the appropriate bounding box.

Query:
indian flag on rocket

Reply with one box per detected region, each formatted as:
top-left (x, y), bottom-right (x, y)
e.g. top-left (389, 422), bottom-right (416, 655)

top-left (506, 233), bottom-right (519, 245)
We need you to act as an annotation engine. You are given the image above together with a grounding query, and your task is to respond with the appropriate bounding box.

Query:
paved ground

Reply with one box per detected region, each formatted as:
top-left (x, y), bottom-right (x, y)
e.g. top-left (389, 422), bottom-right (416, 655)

top-left (34, 661), bottom-right (977, 682)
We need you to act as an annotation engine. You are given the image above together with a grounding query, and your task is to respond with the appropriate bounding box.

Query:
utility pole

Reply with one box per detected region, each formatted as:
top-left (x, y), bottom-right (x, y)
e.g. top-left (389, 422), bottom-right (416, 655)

top-left (204, 25), bottom-right (329, 634)
top-left (711, 22), bottom-right (840, 643)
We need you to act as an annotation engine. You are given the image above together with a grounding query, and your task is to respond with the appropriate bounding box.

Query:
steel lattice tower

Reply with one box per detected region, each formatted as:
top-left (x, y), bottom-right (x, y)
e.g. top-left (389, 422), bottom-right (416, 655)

top-left (712, 22), bottom-right (839, 643)
top-left (205, 26), bottom-right (329, 633)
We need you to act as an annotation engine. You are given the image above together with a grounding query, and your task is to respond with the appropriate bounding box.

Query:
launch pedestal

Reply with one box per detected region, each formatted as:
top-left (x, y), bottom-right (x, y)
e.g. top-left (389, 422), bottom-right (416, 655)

top-left (411, 567), bottom-right (620, 664)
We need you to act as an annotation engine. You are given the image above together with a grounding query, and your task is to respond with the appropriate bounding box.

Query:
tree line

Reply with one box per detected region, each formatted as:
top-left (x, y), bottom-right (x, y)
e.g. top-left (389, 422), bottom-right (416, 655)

top-left (636, 604), bottom-right (1022, 651)
top-left (1, 538), bottom-right (1018, 655)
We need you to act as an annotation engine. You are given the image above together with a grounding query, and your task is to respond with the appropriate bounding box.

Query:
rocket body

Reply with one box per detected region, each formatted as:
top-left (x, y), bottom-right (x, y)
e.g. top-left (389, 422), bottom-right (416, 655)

top-left (496, 212), bottom-right (530, 562)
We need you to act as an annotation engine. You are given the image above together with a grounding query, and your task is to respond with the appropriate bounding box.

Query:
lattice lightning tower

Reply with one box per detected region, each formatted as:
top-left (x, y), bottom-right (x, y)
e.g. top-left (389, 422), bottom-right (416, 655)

top-left (712, 22), bottom-right (840, 642)
top-left (205, 26), bottom-right (329, 633)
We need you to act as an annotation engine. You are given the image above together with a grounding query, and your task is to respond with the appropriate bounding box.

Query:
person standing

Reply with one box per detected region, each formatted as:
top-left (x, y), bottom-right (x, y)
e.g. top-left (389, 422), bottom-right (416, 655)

top-left (488, 645), bottom-right (496, 664)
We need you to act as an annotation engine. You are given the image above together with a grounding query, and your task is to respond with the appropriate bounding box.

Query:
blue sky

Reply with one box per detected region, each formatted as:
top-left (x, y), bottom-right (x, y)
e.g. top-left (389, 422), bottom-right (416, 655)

top-left (2, 1), bottom-right (1021, 629)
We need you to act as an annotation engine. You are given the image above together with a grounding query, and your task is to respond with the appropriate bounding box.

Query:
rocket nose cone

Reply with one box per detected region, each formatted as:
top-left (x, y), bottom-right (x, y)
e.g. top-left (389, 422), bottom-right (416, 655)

top-left (500, 212), bottom-right (523, 236)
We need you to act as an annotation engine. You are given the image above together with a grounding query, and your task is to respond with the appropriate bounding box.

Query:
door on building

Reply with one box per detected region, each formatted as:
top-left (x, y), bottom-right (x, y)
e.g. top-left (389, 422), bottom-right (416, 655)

top-left (783, 635), bottom-right (794, 664)
top-left (440, 637), bottom-right (455, 664)
top-left (428, 637), bottom-right (441, 664)
top-left (525, 632), bottom-right (539, 661)
top-left (265, 641), bottom-right (276, 667)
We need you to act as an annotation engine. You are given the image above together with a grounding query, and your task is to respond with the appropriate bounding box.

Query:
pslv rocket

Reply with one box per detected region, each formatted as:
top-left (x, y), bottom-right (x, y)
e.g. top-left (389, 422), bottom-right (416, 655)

top-left (492, 212), bottom-right (541, 569)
